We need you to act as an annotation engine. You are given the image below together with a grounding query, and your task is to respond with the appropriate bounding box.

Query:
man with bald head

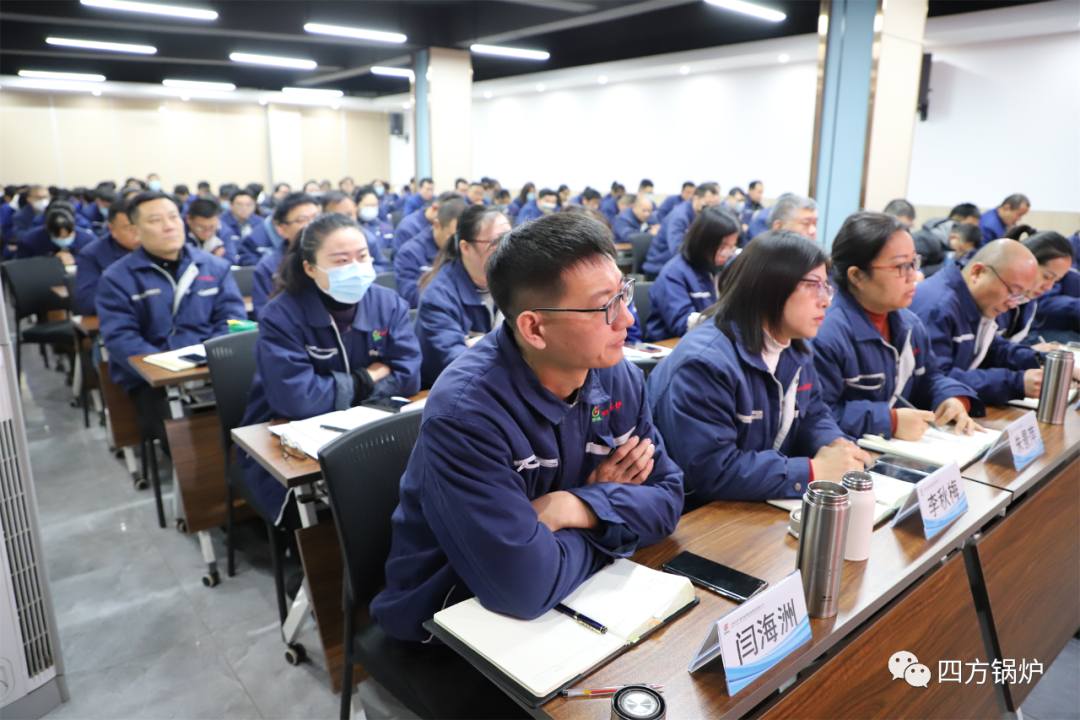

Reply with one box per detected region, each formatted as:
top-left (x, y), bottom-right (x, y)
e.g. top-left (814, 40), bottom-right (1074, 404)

top-left (910, 239), bottom-right (1048, 406)
top-left (612, 193), bottom-right (660, 243)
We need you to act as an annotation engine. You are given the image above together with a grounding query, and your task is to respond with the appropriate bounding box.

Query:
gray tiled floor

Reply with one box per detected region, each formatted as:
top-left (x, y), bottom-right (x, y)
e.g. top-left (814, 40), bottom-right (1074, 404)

top-left (19, 350), bottom-right (1077, 720)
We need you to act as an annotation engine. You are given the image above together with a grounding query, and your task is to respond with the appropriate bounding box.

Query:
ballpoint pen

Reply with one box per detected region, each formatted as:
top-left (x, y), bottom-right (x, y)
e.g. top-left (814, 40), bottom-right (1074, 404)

top-left (561, 684), bottom-right (663, 698)
top-left (554, 603), bottom-right (607, 634)
top-left (894, 393), bottom-right (942, 431)
top-left (320, 424), bottom-right (348, 433)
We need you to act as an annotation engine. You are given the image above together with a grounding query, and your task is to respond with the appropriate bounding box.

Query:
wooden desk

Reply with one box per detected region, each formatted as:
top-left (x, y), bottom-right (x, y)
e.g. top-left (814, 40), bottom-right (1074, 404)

top-left (654, 337), bottom-right (679, 349)
top-left (128, 353), bottom-right (211, 387)
top-left (71, 314), bottom-right (99, 335)
top-left (231, 421), bottom-right (321, 488)
top-left (544, 481), bottom-right (1009, 720)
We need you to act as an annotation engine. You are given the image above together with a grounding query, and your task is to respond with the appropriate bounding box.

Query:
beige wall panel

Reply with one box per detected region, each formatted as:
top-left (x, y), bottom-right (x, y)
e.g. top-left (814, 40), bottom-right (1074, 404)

top-left (167, 101), bottom-right (220, 190)
top-left (300, 106), bottom-right (343, 185)
top-left (52, 95), bottom-right (117, 188)
top-left (427, 47), bottom-right (472, 191)
top-left (0, 94), bottom-right (59, 185)
top-left (217, 103), bottom-right (268, 189)
top-left (267, 104), bottom-right (303, 190)
top-left (913, 205), bottom-right (1080, 238)
top-left (111, 97), bottom-right (171, 185)
top-left (344, 110), bottom-right (390, 184)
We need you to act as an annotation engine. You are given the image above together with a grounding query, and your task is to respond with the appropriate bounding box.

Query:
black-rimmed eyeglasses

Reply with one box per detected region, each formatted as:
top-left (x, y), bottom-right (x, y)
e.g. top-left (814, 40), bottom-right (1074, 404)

top-left (532, 278), bottom-right (635, 326)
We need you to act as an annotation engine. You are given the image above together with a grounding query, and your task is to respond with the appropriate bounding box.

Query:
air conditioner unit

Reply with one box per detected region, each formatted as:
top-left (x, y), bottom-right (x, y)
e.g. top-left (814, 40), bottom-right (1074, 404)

top-left (0, 282), bottom-right (67, 718)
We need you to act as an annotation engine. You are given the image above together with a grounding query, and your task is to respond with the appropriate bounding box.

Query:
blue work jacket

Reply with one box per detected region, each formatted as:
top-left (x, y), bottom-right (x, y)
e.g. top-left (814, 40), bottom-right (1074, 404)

top-left (416, 259), bottom-right (499, 388)
top-left (392, 209), bottom-right (430, 255)
top-left (236, 217), bottom-right (286, 266)
top-left (746, 207), bottom-right (771, 240)
top-left (515, 199), bottom-right (546, 225)
top-left (369, 326), bottom-right (684, 642)
top-left (978, 208), bottom-right (1007, 246)
top-left (909, 262), bottom-right (1040, 405)
top-left (219, 209), bottom-right (258, 240)
top-left (96, 246), bottom-right (246, 391)
top-left (238, 282), bottom-right (420, 521)
top-left (403, 193), bottom-right (427, 216)
top-left (250, 243), bottom-right (287, 318)
top-left (598, 195), bottom-right (620, 222)
top-left (647, 322), bottom-right (844, 504)
top-left (394, 226), bottom-right (440, 309)
top-left (814, 288), bottom-right (983, 439)
top-left (642, 200), bottom-right (695, 277)
top-left (612, 207), bottom-right (648, 244)
top-left (645, 254), bottom-right (717, 341)
top-left (1034, 268), bottom-right (1079, 333)
top-left (74, 233), bottom-right (131, 316)
top-left (655, 194), bottom-right (682, 223)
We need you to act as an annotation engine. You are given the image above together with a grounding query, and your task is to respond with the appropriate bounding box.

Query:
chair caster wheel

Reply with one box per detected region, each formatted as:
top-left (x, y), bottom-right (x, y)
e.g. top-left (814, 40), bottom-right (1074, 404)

top-left (175, 518), bottom-right (188, 533)
top-left (284, 643), bottom-right (306, 665)
top-left (201, 571), bottom-right (220, 588)
top-left (133, 477), bottom-right (149, 491)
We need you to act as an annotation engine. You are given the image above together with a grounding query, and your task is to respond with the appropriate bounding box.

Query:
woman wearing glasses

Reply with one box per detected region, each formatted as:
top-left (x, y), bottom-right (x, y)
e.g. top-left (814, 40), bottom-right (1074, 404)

top-left (814, 213), bottom-right (984, 443)
top-left (237, 212), bottom-right (421, 526)
top-left (1000, 231), bottom-right (1077, 347)
top-left (415, 205), bottom-right (511, 388)
top-left (645, 207), bottom-right (740, 342)
top-left (647, 230), bottom-right (870, 506)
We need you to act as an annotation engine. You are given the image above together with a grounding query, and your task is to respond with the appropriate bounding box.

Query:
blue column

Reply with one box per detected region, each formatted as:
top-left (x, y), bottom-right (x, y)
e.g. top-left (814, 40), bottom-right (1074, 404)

top-left (413, 49), bottom-right (432, 180)
top-left (814, 0), bottom-right (878, 249)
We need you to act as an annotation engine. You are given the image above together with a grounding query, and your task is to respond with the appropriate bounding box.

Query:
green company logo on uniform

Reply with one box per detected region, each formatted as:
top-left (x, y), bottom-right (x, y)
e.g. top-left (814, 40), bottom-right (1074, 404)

top-left (373, 329), bottom-right (386, 341)
top-left (591, 406), bottom-right (602, 422)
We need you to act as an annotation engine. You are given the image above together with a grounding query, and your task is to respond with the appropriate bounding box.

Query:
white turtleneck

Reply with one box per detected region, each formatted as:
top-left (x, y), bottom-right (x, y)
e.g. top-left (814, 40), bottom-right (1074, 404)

top-left (761, 328), bottom-right (791, 375)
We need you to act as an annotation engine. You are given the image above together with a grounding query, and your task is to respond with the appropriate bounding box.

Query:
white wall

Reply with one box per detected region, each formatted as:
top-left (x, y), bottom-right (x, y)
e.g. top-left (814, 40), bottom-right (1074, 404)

top-left (908, 32), bottom-right (1080, 213)
top-left (472, 60), bottom-right (818, 198)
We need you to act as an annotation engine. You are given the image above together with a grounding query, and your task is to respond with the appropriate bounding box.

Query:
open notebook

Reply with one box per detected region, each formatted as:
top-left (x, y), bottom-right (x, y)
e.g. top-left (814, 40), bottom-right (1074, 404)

top-left (427, 559), bottom-right (697, 706)
top-left (142, 344), bottom-right (205, 372)
top-left (269, 405), bottom-right (392, 459)
top-left (1009, 385), bottom-right (1079, 411)
top-left (767, 471), bottom-right (915, 526)
top-left (857, 426), bottom-right (1002, 469)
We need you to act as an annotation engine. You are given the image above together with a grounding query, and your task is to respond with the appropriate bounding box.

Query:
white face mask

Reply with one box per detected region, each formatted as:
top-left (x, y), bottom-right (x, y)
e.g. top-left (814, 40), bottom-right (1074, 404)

top-left (32, 199), bottom-right (49, 213)
top-left (359, 206), bottom-right (379, 222)
top-left (538, 201), bottom-right (556, 212)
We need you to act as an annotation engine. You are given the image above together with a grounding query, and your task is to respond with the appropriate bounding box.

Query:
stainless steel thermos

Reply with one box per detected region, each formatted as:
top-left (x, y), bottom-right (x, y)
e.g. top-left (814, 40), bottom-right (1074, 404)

top-left (795, 481), bottom-right (850, 618)
top-left (1037, 349), bottom-right (1075, 425)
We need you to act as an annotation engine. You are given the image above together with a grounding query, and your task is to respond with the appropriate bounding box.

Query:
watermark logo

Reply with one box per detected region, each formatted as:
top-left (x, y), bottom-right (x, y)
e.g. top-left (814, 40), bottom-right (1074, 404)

top-left (889, 651), bottom-right (1043, 687)
top-left (889, 651), bottom-right (919, 682)
top-left (905, 663), bottom-right (931, 688)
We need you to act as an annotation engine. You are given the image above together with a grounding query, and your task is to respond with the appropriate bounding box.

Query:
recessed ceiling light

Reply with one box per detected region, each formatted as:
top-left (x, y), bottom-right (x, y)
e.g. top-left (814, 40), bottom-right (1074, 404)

top-left (483, 91), bottom-right (493, 99)
top-left (402, 101), bottom-right (411, 109)
top-left (230, 53), bottom-right (316, 70)
top-left (704, 0), bottom-right (786, 23)
top-left (470, 44), bottom-right (550, 61)
top-left (536, 83), bottom-right (545, 92)
top-left (19, 70), bottom-right (106, 82)
top-left (281, 87), bottom-right (343, 98)
top-left (163, 79), bottom-right (235, 91)
top-left (258, 98), bottom-right (268, 106)
top-left (92, 89), bottom-right (102, 96)
top-left (303, 23), bottom-right (406, 44)
top-left (180, 94), bottom-right (190, 101)
top-left (331, 102), bottom-right (340, 110)
top-left (12, 79), bottom-right (101, 92)
top-left (679, 66), bottom-right (690, 75)
top-left (46, 37), bottom-right (156, 54)
top-left (778, 53), bottom-right (790, 63)
top-left (598, 76), bottom-right (607, 84)
top-left (371, 66), bottom-right (414, 79)
top-left (81, 0), bottom-right (217, 20)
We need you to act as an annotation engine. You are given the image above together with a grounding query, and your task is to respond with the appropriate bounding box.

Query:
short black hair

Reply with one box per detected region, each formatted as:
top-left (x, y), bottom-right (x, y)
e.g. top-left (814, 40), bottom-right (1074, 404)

top-left (276, 212), bottom-right (362, 298)
top-left (582, 188), bottom-right (602, 202)
top-left (557, 184), bottom-right (570, 193)
top-left (187, 197), bottom-right (221, 219)
top-left (495, 189), bottom-right (511, 201)
top-left (247, 182), bottom-right (264, 196)
top-left (45, 204), bottom-right (76, 236)
top-left (949, 203), bottom-right (979, 221)
top-left (727, 187), bottom-right (746, 198)
top-left (420, 204), bottom-right (508, 292)
top-left (469, 182), bottom-right (484, 189)
top-left (712, 229), bottom-right (828, 355)
top-left (436, 196), bottom-right (467, 226)
top-left (218, 183), bottom-right (238, 197)
top-left (3, 185), bottom-right (17, 198)
top-left (1001, 194), bottom-right (1030, 210)
top-left (339, 176), bottom-right (353, 186)
top-left (274, 183), bottom-right (291, 193)
top-left (419, 178), bottom-right (434, 187)
top-left (229, 188), bottom-right (255, 203)
top-left (95, 186), bottom-right (117, 203)
top-left (748, 180), bottom-right (763, 191)
top-left (455, 177), bottom-right (468, 187)
top-left (537, 187), bottom-right (557, 200)
top-left (119, 187), bottom-right (141, 200)
top-left (951, 224), bottom-right (981, 248)
top-left (639, 179), bottom-right (654, 189)
top-left (831, 212), bottom-right (908, 292)
top-left (682, 181), bottom-right (696, 190)
top-left (1022, 231), bottom-right (1073, 265)
top-left (174, 184), bottom-right (190, 196)
top-left (197, 181), bottom-right (211, 191)
top-left (695, 182), bottom-right (720, 198)
top-left (681, 207), bottom-right (741, 271)
top-left (127, 191), bottom-right (179, 224)
top-left (320, 190), bottom-right (352, 210)
top-left (355, 184), bottom-right (378, 203)
top-left (273, 192), bottom-right (319, 224)
top-left (108, 197), bottom-right (132, 223)
top-left (434, 190), bottom-right (461, 207)
top-left (488, 212), bottom-right (617, 325)
top-left (883, 199), bottom-right (915, 221)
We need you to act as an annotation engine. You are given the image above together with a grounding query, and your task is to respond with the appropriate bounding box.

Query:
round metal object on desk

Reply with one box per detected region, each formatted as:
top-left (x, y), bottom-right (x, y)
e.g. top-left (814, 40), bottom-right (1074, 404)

top-left (611, 686), bottom-right (665, 720)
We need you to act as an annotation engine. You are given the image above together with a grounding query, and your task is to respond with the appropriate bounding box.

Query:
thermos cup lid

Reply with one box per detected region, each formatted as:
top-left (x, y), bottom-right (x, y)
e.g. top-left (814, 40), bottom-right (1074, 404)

top-left (805, 480), bottom-right (850, 507)
top-left (841, 470), bottom-right (874, 491)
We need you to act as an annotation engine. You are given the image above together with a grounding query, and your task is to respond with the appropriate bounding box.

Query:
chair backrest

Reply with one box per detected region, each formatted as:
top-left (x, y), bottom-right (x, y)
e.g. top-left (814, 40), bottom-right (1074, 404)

top-left (231, 265), bottom-right (255, 297)
top-left (374, 272), bottom-right (396, 291)
top-left (63, 274), bottom-right (79, 313)
top-left (629, 233), bottom-right (654, 276)
top-left (381, 246), bottom-right (393, 261)
top-left (319, 411), bottom-right (423, 605)
top-left (1, 257), bottom-right (69, 321)
top-left (408, 308), bottom-right (418, 325)
top-left (203, 329), bottom-right (260, 453)
top-left (633, 280), bottom-right (652, 330)
top-left (390, 210), bottom-right (403, 229)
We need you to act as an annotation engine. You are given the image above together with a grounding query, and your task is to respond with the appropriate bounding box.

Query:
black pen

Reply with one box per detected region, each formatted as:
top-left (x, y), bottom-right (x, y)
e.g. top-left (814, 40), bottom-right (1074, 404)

top-left (555, 604), bottom-right (607, 635)
top-left (893, 394), bottom-right (942, 431)
top-left (320, 424), bottom-right (347, 433)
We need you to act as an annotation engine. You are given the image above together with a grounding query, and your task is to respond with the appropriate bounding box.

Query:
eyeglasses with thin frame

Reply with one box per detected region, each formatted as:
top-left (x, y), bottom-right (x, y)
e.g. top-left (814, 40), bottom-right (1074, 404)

top-left (532, 278), bottom-right (635, 326)
top-left (280, 433), bottom-right (306, 462)
top-left (986, 264), bottom-right (1029, 305)
top-left (799, 277), bottom-right (835, 300)
top-left (867, 254), bottom-right (922, 278)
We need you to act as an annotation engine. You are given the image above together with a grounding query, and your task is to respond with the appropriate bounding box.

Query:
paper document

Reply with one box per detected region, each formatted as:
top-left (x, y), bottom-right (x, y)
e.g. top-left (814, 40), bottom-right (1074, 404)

top-left (857, 426), bottom-right (1002, 469)
top-left (269, 405), bottom-right (392, 459)
top-left (142, 344), bottom-right (205, 372)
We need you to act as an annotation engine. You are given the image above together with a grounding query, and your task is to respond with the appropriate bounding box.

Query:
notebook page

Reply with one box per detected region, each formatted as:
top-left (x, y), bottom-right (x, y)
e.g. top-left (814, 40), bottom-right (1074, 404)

top-left (859, 426), bottom-right (1001, 467)
top-left (433, 599), bottom-right (624, 697)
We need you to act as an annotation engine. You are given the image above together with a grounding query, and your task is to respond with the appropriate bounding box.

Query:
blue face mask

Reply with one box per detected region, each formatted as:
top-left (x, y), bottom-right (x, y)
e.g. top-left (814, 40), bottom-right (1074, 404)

top-left (148, 180), bottom-right (162, 192)
top-left (374, 186), bottom-right (385, 197)
top-left (526, 192), bottom-right (536, 202)
top-left (359, 206), bottom-right (379, 222)
top-left (646, 193), bottom-right (654, 201)
top-left (315, 261), bottom-right (376, 305)
top-left (51, 234), bottom-right (75, 248)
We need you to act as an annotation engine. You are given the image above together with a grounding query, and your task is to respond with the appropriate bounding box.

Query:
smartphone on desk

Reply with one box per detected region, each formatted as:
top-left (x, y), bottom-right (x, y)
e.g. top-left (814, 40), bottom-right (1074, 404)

top-left (178, 353), bottom-right (207, 367)
top-left (868, 460), bottom-right (930, 485)
top-left (662, 551), bottom-right (767, 603)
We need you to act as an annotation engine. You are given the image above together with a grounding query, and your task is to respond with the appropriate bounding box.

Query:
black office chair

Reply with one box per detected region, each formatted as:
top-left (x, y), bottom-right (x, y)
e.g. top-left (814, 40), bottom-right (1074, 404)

top-left (374, 272), bottom-right (396, 291)
top-left (1, 257), bottom-right (74, 379)
top-left (318, 411), bottom-right (425, 720)
top-left (633, 279), bottom-right (652, 331)
top-left (389, 210), bottom-right (403, 229)
top-left (204, 330), bottom-right (289, 605)
top-left (629, 233), bottom-right (653, 277)
top-left (231, 265), bottom-right (255, 297)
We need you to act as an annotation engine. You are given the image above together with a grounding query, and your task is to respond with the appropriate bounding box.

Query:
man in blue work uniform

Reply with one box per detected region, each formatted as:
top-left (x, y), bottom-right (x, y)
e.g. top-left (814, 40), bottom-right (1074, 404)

top-left (909, 239), bottom-right (1048, 406)
top-left (236, 192), bottom-right (319, 266)
top-left (356, 185), bottom-right (396, 262)
top-left (979, 194), bottom-right (1029, 246)
top-left (219, 188), bottom-right (260, 240)
top-left (402, 178), bottom-right (434, 216)
top-left (656, 182), bottom-right (695, 223)
top-left (185, 198), bottom-right (238, 263)
top-left (394, 196), bottom-right (466, 308)
top-left (0, 185), bottom-right (20, 258)
top-left (12, 185), bottom-right (53, 242)
top-left (392, 191), bottom-right (457, 256)
top-left (742, 180), bottom-right (764, 228)
top-left (598, 182), bottom-right (625, 223)
top-left (16, 203), bottom-right (96, 260)
top-left (96, 191), bottom-right (246, 452)
top-left (369, 212), bottom-right (683, 718)
top-left (612, 193), bottom-right (660, 243)
top-left (515, 187), bottom-right (558, 225)
top-left (82, 186), bottom-right (116, 236)
top-left (642, 182), bottom-right (720, 279)
top-left (75, 198), bottom-right (141, 316)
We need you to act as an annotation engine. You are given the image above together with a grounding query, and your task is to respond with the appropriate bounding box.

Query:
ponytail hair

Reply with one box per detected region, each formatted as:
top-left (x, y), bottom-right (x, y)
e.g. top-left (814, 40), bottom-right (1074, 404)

top-left (418, 204), bottom-right (507, 292)
top-left (272, 212), bottom-right (359, 298)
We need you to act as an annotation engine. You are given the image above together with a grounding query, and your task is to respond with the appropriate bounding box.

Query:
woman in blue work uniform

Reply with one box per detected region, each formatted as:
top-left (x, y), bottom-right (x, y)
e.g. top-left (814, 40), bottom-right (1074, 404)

top-left (16, 203), bottom-right (96, 260)
top-left (814, 212), bottom-right (984, 442)
top-left (1030, 232), bottom-right (1079, 345)
top-left (415, 204), bottom-right (510, 388)
top-left (647, 230), bottom-right (871, 507)
top-left (645, 207), bottom-right (739, 342)
top-left (1000, 231), bottom-right (1076, 347)
top-left (238, 212), bottom-right (421, 526)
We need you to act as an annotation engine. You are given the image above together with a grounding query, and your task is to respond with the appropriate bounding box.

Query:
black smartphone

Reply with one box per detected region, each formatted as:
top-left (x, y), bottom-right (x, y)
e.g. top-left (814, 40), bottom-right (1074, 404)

top-left (868, 461), bottom-right (930, 485)
top-left (178, 353), bottom-right (207, 367)
top-left (361, 397), bottom-right (410, 413)
top-left (662, 551), bottom-right (767, 603)
top-left (875, 455), bottom-right (939, 475)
